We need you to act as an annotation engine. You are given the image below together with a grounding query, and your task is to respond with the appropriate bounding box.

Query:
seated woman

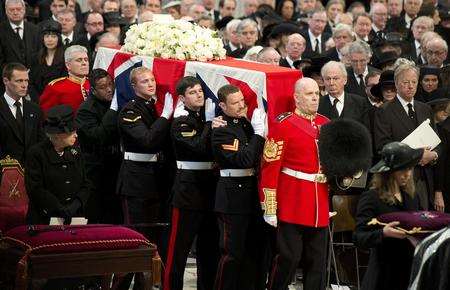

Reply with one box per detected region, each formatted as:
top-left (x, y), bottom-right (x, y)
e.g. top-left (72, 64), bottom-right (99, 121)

top-left (415, 66), bottom-right (447, 103)
top-left (353, 142), bottom-right (423, 290)
top-left (25, 105), bottom-right (91, 224)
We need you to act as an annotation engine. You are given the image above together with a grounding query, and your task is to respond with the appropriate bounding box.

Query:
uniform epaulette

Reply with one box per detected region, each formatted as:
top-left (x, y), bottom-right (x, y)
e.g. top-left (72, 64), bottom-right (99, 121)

top-left (48, 77), bottom-right (67, 86)
top-left (276, 112), bottom-right (292, 123)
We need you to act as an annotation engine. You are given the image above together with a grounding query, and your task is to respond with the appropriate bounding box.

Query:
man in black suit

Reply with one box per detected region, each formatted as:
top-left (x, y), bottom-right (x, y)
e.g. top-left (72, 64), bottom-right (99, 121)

top-left (424, 38), bottom-right (448, 68)
top-left (404, 16), bottom-right (434, 64)
top-left (345, 40), bottom-right (375, 99)
top-left (57, 9), bottom-right (82, 48)
top-left (75, 12), bottom-right (104, 51)
top-left (318, 60), bottom-right (369, 128)
top-left (323, 23), bottom-right (353, 62)
top-left (386, 0), bottom-right (421, 36)
top-left (202, 0), bottom-right (219, 22)
top-left (374, 63), bottom-right (441, 210)
top-left (301, 9), bottom-right (331, 59)
top-left (279, 33), bottom-right (306, 69)
top-left (0, 63), bottom-right (44, 165)
top-left (369, 3), bottom-right (388, 43)
top-left (0, 0), bottom-right (40, 73)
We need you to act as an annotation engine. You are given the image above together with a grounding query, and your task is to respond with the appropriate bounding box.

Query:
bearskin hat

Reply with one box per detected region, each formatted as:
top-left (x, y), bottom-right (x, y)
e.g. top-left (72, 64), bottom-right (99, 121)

top-left (318, 118), bottom-right (372, 179)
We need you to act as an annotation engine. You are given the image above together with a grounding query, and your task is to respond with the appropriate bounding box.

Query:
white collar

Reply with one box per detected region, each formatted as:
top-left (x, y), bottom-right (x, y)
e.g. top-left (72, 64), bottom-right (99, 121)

top-left (405, 14), bottom-right (414, 25)
top-left (372, 23), bottom-right (380, 32)
top-left (4, 92), bottom-right (22, 108)
top-left (286, 55), bottom-right (300, 67)
top-left (63, 31), bottom-right (74, 41)
top-left (308, 29), bottom-right (321, 43)
top-left (415, 40), bottom-right (421, 50)
top-left (354, 66), bottom-right (369, 78)
top-left (329, 91), bottom-right (345, 104)
top-left (9, 21), bottom-right (24, 30)
top-left (228, 42), bottom-right (239, 51)
top-left (397, 94), bottom-right (414, 108)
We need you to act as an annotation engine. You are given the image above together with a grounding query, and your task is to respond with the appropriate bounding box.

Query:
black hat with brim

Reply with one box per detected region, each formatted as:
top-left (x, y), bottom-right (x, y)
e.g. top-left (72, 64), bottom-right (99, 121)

top-left (41, 20), bottom-right (62, 34)
top-left (370, 70), bottom-right (395, 102)
top-left (427, 97), bottom-right (450, 109)
top-left (370, 142), bottom-right (423, 173)
top-left (44, 104), bottom-right (75, 134)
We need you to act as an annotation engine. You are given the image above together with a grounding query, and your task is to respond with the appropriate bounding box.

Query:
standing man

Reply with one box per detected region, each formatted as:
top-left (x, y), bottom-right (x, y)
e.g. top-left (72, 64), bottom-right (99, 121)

top-left (345, 40), bottom-right (375, 99)
top-left (212, 84), bottom-right (267, 290)
top-left (319, 61), bottom-right (369, 128)
top-left (301, 9), bottom-right (330, 58)
top-left (164, 76), bottom-right (219, 290)
top-left (0, 62), bottom-right (44, 165)
top-left (279, 33), bottom-right (306, 69)
top-left (374, 63), bottom-right (441, 210)
top-left (75, 68), bottom-right (122, 224)
top-left (117, 66), bottom-right (173, 243)
top-left (39, 45), bottom-right (90, 114)
top-left (261, 77), bottom-right (330, 290)
top-left (323, 24), bottom-right (354, 62)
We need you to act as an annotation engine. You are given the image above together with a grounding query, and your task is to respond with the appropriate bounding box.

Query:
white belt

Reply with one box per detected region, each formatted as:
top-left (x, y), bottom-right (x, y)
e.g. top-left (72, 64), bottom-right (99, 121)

top-left (124, 152), bottom-right (158, 162)
top-left (220, 168), bottom-right (255, 177)
top-left (176, 161), bottom-right (214, 170)
top-left (281, 167), bottom-right (327, 183)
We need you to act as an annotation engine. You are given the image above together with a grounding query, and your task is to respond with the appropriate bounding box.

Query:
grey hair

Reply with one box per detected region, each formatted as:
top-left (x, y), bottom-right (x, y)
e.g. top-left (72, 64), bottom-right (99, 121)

top-left (332, 23), bottom-right (353, 38)
top-left (321, 61), bottom-right (347, 78)
top-left (412, 16), bottom-right (434, 31)
top-left (226, 19), bottom-right (242, 34)
top-left (348, 40), bottom-right (372, 57)
top-left (369, 3), bottom-right (387, 17)
top-left (394, 63), bottom-right (419, 84)
top-left (5, 0), bottom-right (25, 7)
top-left (236, 18), bottom-right (258, 35)
top-left (64, 45), bottom-right (88, 62)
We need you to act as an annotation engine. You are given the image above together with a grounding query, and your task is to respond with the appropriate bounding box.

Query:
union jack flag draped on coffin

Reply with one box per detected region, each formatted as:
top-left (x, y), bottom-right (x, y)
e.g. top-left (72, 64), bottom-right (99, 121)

top-left (93, 47), bottom-right (301, 123)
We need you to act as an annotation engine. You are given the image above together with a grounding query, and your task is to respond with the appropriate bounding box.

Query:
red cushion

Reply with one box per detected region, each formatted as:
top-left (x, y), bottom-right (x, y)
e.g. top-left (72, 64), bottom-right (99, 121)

top-left (0, 166), bottom-right (28, 232)
top-left (4, 225), bottom-right (151, 254)
top-left (378, 211), bottom-right (450, 232)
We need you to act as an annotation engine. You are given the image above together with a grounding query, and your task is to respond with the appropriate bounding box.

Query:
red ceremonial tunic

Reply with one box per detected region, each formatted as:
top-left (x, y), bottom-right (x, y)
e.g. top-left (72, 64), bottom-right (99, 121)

top-left (259, 111), bottom-right (330, 227)
top-left (39, 76), bottom-right (90, 114)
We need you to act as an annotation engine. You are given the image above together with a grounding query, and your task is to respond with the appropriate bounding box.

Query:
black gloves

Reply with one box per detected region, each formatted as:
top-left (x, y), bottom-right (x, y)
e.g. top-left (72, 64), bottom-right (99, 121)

top-left (60, 199), bottom-right (82, 220)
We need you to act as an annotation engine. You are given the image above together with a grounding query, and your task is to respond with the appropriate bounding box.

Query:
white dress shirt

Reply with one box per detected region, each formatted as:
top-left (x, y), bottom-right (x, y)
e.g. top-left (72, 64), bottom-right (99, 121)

top-left (308, 29), bottom-right (321, 54)
top-left (329, 91), bottom-right (345, 116)
top-left (354, 67), bottom-right (369, 85)
top-left (10, 21), bottom-right (24, 39)
top-left (4, 93), bottom-right (23, 118)
top-left (397, 94), bottom-right (414, 115)
top-left (62, 31), bottom-right (74, 44)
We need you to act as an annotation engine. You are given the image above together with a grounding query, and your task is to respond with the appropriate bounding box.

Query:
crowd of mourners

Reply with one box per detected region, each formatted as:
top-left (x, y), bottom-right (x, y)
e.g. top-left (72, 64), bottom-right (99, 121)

top-left (1, 0), bottom-right (450, 289)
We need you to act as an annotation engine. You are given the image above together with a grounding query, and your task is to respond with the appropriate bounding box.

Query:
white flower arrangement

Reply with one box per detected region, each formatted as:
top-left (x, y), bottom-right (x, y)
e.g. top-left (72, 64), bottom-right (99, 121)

top-left (121, 20), bottom-right (227, 61)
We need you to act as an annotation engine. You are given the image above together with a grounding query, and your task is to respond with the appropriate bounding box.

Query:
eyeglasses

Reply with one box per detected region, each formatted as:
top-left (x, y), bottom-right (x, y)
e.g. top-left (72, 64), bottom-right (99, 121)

top-left (87, 22), bottom-right (103, 26)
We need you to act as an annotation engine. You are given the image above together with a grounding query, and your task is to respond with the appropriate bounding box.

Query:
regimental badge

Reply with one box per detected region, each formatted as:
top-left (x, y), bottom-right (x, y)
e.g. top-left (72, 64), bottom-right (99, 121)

top-left (263, 138), bottom-right (283, 162)
top-left (222, 139), bottom-right (239, 151)
top-left (71, 148), bottom-right (78, 155)
top-left (181, 129), bottom-right (197, 137)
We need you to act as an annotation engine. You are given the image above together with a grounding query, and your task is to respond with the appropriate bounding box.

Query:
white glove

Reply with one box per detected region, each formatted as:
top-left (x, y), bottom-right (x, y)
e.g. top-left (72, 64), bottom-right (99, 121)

top-left (110, 93), bottom-right (118, 111)
top-left (204, 98), bottom-right (216, 122)
top-left (173, 99), bottom-right (188, 118)
top-left (264, 215), bottom-right (277, 227)
top-left (161, 92), bottom-right (174, 119)
top-left (251, 108), bottom-right (267, 137)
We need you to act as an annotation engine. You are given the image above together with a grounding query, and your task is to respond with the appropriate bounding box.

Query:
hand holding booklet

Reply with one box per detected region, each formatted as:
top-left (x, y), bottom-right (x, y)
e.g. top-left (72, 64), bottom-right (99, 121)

top-left (401, 119), bottom-right (441, 150)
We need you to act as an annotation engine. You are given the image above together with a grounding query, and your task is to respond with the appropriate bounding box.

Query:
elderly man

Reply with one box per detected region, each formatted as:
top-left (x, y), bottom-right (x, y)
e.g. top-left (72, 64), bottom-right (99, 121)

top-left (57, 9), bottom-right (79, 47)
top-left (386, 0), bottom-right (422, 35)
top-left (324, 24), bottom-right (353, 62)
top-left (279, 33), bottom-right (306, 68)
top-left (121, 0), bottom-right (138, 25)
top-left (405, 16), bottom-right (434, 64)
top-left (0, 0), bottom-right (40, 73)
top-left (345, 40), bottom-right (375, 99)
top-left (387, 0), bottom-right (402, 17)
top-left (301, 9), bottom-right (330, 58)
top-left (424, 38), bottom-right (448, 68)
top-left (353, 12), bottom-right (372, 42)
top-left (40, 45), bottom-right (90, 113)
top-left (261, 77), bottom-right (330, 290)
top-left (229, 19), bottom-right (258, 58)
top-left (374, 63), bottom-right (441, 210)
top-left (369, 3), bottom-right (388, 40)
top-left (318, 61), bottom-right (369, 127)
top-left (257, 47), bottom-right (281, 65)
top-left (224, 19), bottom-right (241, 55)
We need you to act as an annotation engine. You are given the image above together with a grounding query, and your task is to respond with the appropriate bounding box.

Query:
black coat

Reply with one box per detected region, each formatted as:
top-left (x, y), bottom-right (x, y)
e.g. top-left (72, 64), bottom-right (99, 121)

top-left (170, 108), bottom-right (217, 210)
top-left (300, 28), bottom-right (331, 58)
top-left (0, 20), bottom-right (40, 72)
top-left (29, 56), bottom-right (67, 100)
top-left (279, 57), bottom-right (294, 69)
top-left (374, 97), bottom-right (441, 203)
top-left (318, 92), bottom-right (370, 129)
top-left (25, 139), bottom-right (91, 224)
top-left (0, 94), bottom-right (45, 165)
top-left (353, 189), bottom-right (419, 290)
top-left (211, 114), bottom-right (265, 214)
top-left (345, 66), bottom-right (376, 99)
top-left (116, 96), bottom-right (171, 198)
top-left (323, 48), bottom-right (340, 62)
top-left (436, 119), bottom-right (450, 213)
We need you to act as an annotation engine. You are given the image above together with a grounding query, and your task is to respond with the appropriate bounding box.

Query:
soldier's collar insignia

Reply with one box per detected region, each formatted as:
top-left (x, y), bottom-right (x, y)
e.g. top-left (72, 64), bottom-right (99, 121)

top-left (295, 109), bottom-right (316, 121)
top-left (68, 74), bottom-right (86, 84)
top-left (70, 148), bottom-right (78, 155)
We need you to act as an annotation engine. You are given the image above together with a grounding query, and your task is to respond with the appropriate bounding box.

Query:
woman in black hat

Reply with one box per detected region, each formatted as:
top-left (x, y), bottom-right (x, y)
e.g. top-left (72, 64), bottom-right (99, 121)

top-left (370, 69), bottom-right (396, 103)
top-left (354, 142), bottom-right (422, 290)
top-left (415, 66), bottom-right (446, 103)
top-left (25, 105), bottom-right (91, 225)
top-left (29, 20), bottom-right (67, 100)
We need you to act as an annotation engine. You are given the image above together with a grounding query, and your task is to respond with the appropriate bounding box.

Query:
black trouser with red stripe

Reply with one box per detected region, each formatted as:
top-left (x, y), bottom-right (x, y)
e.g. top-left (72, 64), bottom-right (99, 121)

top-left (268, 222), bottom-right (328, 290)
top-left (214, 213), bottom-right (267, 290)
top-left (164, 207), bottom-right (220, 290)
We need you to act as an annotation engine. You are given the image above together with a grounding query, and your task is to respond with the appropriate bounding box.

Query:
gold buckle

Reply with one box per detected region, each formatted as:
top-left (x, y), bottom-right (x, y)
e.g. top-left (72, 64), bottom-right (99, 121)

top-left (314, 174), bottom-right (327, 183)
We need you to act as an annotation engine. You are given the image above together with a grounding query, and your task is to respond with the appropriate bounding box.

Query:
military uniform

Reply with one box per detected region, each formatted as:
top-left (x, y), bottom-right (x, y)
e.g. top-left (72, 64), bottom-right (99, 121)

top-left (39, 76), bottom-right (90, 114)
top-left (163, 108), bottom-right (219, 290)
top-left (75, 93), bottom-right (122, 224)
top-left (260, 111), bottom-right (330, 290)
top-left (211, 114), bottom-right (266, 290)
top-left (25, 139), bottom-right (91, 224)
top-left (117, 96), bottom-right (171, 242)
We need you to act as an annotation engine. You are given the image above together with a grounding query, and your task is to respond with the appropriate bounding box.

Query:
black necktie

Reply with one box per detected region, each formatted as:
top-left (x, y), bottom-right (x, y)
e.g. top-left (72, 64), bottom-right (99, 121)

top-left (15, 27), bottom-right (21, 39)
top-left (64, 38), bottom-right (70, 46)
top-left (14, 100), bottom-right (24, 134)
top-left (332, 98), bottom-right (339, 118)
top-left (407, 103), bottom-right (417, 124)
top-left (314, 38), bottom-right (320, 54)
top-left (358, 74), bottom-right (365, 91)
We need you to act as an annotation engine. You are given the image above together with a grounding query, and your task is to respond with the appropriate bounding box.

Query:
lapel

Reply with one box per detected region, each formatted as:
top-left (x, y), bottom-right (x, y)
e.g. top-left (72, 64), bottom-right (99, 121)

top-left (4, 22), bottom-right (24, 61)
top-left (341, 93), bottom-right (352, 118)
top-left (23, 102), bottom-right (37, 147)
top-left (391, 97), bottom-right (415, 133)
top-left (0, 94), bottom-right (23, 142)
top-left (319, 95), bottom-right (333, 119)
top-left (414, 101), bottom-right (428, 125)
